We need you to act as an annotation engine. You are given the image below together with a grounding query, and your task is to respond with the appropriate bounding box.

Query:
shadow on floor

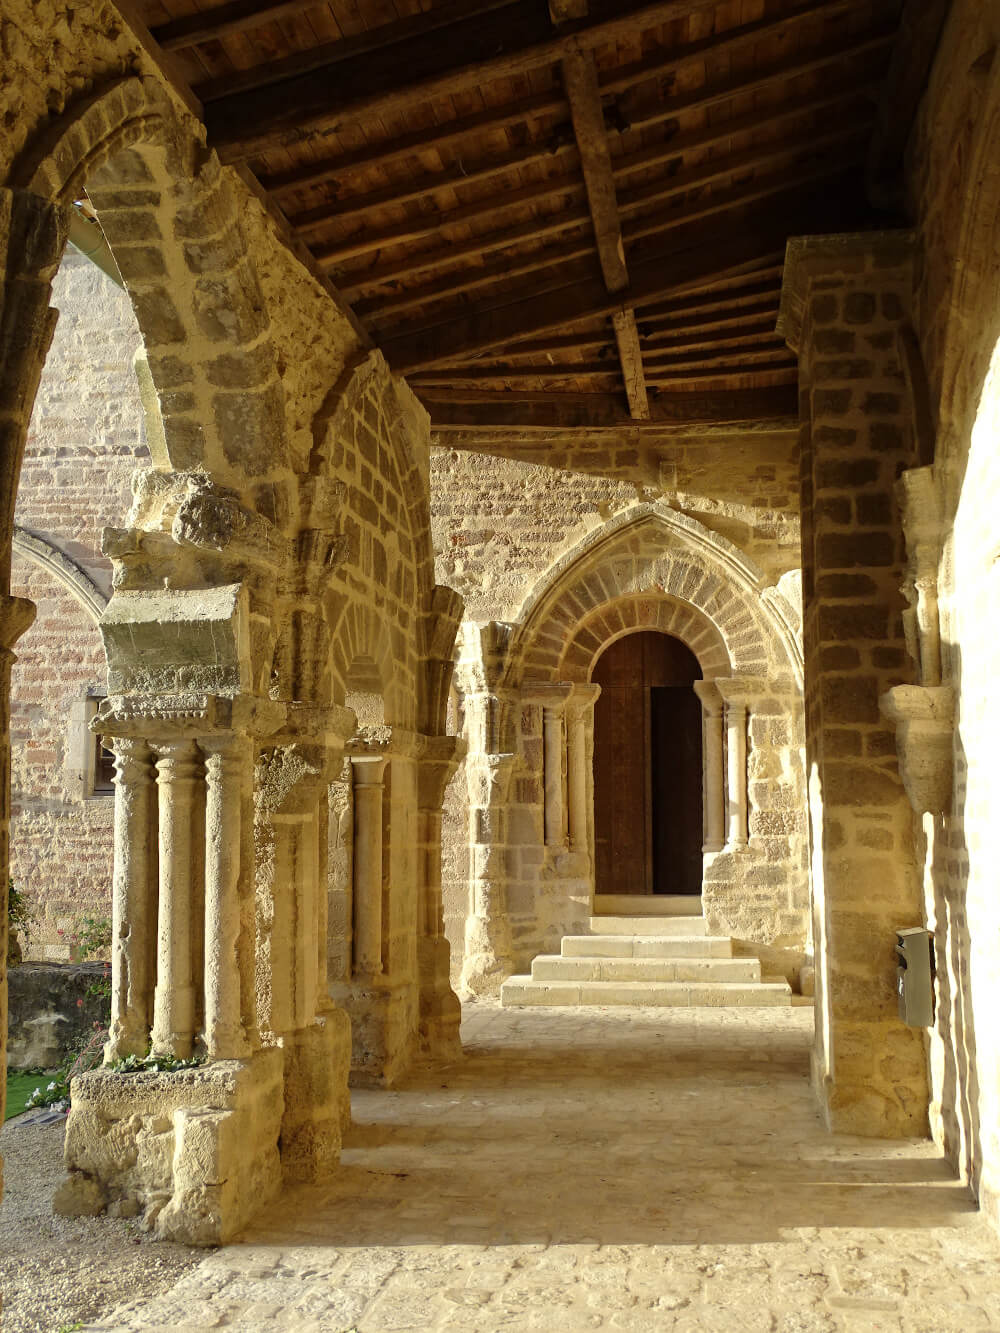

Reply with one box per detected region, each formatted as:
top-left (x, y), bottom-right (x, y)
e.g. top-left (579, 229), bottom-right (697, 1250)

top-left (250, 1008), bottom-right (977, 1251)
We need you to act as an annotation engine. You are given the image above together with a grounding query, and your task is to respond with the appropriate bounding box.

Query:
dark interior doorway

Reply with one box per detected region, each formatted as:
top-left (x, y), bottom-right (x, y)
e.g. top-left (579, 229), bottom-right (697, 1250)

top-left (592, 632), bottom-right (703, 896)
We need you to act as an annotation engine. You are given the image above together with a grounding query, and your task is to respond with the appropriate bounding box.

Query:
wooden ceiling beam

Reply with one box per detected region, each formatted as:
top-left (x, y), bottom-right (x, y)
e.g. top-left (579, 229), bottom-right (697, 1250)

top-left (561, 41), bottom-right (647, 420)
top-left (417, 385), bottom-right (799, 430)
top-left (311, 176), bottom-right (586, 264)
top-left (646, 365), bottom-right (798, 386)
top-left (642, 326), bottom-right (785, 357)
top-left (261, 18), bottom-right (889, 208)
top-left (153, 0), bottom-right (338, 50)
top-left (643, 347), bottom-right (796, 373)
top-left (259, 91), bottom-right (566, 200)
top-left (289, 138), bottom-right (576, 237)
top-left (409, 363), bottom-right (621, 384)
top-left (380, 199), bottom-right (834, 373)
top-left (203, 0), bottom-right (749, 160)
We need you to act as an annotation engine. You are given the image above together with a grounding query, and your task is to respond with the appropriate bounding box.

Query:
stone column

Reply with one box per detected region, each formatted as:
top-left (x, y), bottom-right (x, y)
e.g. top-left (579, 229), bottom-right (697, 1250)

top-left (779, 231), bottom-right (928, 1136)
top-left (107, 738), bottom-right (155, 1060)
top-left (693, 681), bottom-right (725, 853)
top-left (202, 735), bottom-right (249, 1060)
top-left (151, 740), bottom-right (201, 1058)
top-left (461, 751), bottom-right (517, 997)
top-left (417, 736), bottom-right (466, 1056)
top-left (543, 702), bottom-right (566, 848)
top-left (351, 754), bottom-right (388, 979)
top-left (724, 699), bottom-right (749, 850)
top-left (566, 684), bottom-right (601, 855)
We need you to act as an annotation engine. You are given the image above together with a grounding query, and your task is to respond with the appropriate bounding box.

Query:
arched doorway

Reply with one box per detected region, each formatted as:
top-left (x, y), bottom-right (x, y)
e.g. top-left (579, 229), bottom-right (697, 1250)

top-left (592, 632), bottom-right (703, 898)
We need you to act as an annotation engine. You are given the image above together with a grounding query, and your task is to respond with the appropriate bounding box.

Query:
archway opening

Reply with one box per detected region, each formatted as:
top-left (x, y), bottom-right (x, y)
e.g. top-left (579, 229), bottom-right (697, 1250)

top-left (592, 631), bottom-right (703, 899)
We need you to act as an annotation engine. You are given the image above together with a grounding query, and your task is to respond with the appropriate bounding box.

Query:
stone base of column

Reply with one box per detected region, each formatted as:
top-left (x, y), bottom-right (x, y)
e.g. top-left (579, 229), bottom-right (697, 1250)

top-left (328, 978), bottom-right (417, 1088)
top-left (280, 1007), bottom-right (352, 1183)
top-left (55, 1047), bottom-right (283, 1246)
top-left (460, 913), bottom-right (514, 999)
top-left (811, 1025), bottom-right (929, 1139)
top-left (418, 937), bottom-right (462, 1059)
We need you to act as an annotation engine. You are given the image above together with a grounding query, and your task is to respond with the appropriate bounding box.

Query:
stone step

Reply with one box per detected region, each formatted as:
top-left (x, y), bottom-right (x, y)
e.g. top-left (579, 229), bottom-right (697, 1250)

top-left (593, 894), bottom-right (703, 918)
top-left (530, 954), bottom-right (761, 984)
top-left (563, 934), bottom-right (732, 959)
top-left (589, 915), bottom-right (708, 937)
top-left (500, 977), bottom-right (793, 1008)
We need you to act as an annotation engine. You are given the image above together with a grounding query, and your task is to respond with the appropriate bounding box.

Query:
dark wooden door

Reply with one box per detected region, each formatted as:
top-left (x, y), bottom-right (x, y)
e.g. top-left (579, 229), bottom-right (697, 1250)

top-left (593, 632), bottom-right (702, 896)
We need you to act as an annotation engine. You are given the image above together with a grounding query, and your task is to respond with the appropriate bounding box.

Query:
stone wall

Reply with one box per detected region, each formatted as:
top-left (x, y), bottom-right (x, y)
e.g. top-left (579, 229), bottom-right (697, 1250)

top-left (10, 249), bottom-right (147, 960)
top-left (902, 0), bottom-right (1000, 1221)
top-left (432, 452), bottom-right (809, 994)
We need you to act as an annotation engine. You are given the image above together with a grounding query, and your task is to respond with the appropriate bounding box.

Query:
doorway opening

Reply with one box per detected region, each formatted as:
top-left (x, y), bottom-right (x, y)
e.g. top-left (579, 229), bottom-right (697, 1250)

top-left (592, 631), bottom-right (703, 898)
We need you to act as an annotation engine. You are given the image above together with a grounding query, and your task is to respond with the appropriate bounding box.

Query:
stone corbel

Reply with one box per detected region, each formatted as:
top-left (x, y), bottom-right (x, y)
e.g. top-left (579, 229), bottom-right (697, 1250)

top-left (879, 684), bottom-right (955, 817)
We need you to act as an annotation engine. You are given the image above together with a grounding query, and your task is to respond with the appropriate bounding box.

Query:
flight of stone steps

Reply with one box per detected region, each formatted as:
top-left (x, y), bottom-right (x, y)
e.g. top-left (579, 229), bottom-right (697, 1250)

top-left (501, 915), bottom-right (793, 1008)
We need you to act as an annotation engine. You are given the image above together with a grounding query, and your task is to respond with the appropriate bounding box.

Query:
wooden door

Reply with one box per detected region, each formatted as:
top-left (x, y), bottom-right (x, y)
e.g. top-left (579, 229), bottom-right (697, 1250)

top-left (592, 632), bottom-right (702, 896)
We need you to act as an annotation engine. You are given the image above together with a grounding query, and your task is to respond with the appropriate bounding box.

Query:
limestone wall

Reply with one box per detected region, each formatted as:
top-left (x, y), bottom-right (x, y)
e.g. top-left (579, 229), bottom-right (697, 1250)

top-left (10, 249), bottom-right (147, 960)
top-left (432, 451), bottom-right (809, 992)
top-left (903, 0), bottom-right (1000, 1222)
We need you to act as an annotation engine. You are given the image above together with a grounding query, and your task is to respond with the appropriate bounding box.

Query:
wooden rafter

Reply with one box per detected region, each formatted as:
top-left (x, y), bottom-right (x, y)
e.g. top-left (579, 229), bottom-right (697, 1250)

top-left (416, 385), bottom-right (799, 431)
top-left (202, 0), bottom-right (762, 159)
top-left (380, 198), bottom-right (846, 373)
top-left (561, 39), bottom-right (648, 419)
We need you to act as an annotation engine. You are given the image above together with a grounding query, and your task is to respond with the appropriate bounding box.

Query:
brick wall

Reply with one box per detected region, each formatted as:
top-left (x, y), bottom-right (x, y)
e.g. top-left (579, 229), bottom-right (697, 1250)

top-left (9, 248), bottom-right (148, 960)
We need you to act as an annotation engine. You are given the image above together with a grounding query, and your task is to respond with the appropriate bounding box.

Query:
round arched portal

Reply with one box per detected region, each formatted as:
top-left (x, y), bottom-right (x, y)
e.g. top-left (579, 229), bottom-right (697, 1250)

top-left (591, 631), bottom-right (703, 900)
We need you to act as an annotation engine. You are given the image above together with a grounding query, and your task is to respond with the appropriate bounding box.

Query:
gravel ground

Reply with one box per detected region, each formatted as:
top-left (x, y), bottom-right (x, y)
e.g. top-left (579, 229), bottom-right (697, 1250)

top-left (0, 1112), bottom-right (201, 1333)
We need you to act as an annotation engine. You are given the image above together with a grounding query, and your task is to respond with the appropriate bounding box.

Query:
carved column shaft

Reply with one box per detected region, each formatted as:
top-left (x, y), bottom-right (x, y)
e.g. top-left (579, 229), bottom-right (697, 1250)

top-left (725, 702), bottom-right (748, 850)
top-left (107, 739), bottom-right (155, 1059)
top-left (151, 740), bottom-right (201, 1058)
top-left (202, 736), bottom-right (249, 1059)
top-left (543, 704), bottom-right (566, 847)
top-left (693, 682), bottom-right (725, 853)
top-left (351, 755), bottom-right (388, 978)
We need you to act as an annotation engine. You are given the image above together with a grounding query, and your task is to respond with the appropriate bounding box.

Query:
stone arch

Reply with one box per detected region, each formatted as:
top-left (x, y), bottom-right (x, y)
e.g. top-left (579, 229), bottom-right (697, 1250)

top-left (561, 594), bottom-right (730, 683)
top-left (509, 504), bottom-right (800, 687)
top-left (10, 77), bottom-right (290, 492)
top-left (330, 603), bottom-right (397, 723)
top-left (11, 528), bottom-right (107, 623)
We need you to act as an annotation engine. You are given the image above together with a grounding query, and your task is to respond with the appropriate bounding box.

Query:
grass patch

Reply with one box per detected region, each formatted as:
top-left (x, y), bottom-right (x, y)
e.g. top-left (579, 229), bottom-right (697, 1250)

top-left (5, 1069), bottom-right (55, 1121)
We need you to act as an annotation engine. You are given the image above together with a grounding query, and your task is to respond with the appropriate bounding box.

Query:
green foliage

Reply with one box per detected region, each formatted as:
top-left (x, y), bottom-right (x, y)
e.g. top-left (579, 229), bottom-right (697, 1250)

top-left (22, 1023), bottom-right (108, 1112)
top-left (7, 876), bottom-right (36, 961)
top-left (72, 914), bottom-right (113, 961)
top-left (111, 1048), bottom-right (205, 1075)
top-left (5, 1069), bottom-right (52, 1121)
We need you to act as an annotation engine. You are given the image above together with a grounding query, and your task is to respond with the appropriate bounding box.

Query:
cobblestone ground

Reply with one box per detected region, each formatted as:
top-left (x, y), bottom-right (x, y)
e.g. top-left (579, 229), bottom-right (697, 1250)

top-left (87, 1003), bottom-right (999, 1332)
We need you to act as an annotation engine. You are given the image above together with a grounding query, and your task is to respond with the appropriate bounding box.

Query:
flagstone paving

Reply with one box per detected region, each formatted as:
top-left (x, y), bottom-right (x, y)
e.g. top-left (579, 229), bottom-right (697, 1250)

top-left (84, 1002), bottom-right (1000, 1331)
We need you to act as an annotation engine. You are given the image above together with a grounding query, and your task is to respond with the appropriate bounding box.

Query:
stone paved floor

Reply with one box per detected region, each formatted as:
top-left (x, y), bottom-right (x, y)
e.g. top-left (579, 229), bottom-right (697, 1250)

top-left (88, 1003), bottom-right (1000, 1332)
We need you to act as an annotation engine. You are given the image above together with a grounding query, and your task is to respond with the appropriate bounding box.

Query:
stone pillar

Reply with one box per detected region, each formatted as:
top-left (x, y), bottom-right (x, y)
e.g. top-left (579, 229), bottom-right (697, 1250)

top-left (202, 735), bottom-right (249, 1059)
top-left (779, 231), bottom-right (928, 1137)
top-left (107, 738), bottom-right (155, 1060)
top-left (543, 702), bottom-right (566, 847)
top-left (350, 754), bottom-right (388, 979)
top-left (461, 751), bottom-right (517, 998)
top-left (693, 681), bottom-right (725, 853)
top-left (566, 684), bottom-right (601, 855)
top-left (151, 740), bottom-right (201, 1059)
top-left (724, 699), bottom-right (749, 851)
top-left (417, 736), bottom-right (466, 1056)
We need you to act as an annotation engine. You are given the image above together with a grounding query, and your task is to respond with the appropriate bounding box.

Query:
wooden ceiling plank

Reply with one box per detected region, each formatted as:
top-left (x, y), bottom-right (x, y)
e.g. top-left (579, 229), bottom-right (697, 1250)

top-left (204, 0), bottom-right (753, 159)
top-left (260, 90), bottom-right (565, 198)
top-left (416, 384), bottom-right (799, 429)
top-left (310, 174), bottom-right (586, 262)
top-left (380, 199), bottom-right (828, 372)
top-left (642, 325), bottom-right (785, 357)
top-left (289, 137), bottom-right (575, 235)
top-left (643, 346), bottom-right (796, 372)
top-left (409, 362), bottom-right (620, 383)
top-left (154, 0), bottom-right (342, 51)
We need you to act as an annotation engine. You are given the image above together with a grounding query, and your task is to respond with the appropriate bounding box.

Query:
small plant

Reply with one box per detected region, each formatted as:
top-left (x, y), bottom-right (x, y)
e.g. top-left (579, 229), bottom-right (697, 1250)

top-left (69, 913), bottom-right (113, 1002)
top-left (111, 1048), bottom-right (205, 1075)
top-left (23, 1022), bottom-right (108, 1112)
top-left (7, 876), bottom-right (36, 964)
